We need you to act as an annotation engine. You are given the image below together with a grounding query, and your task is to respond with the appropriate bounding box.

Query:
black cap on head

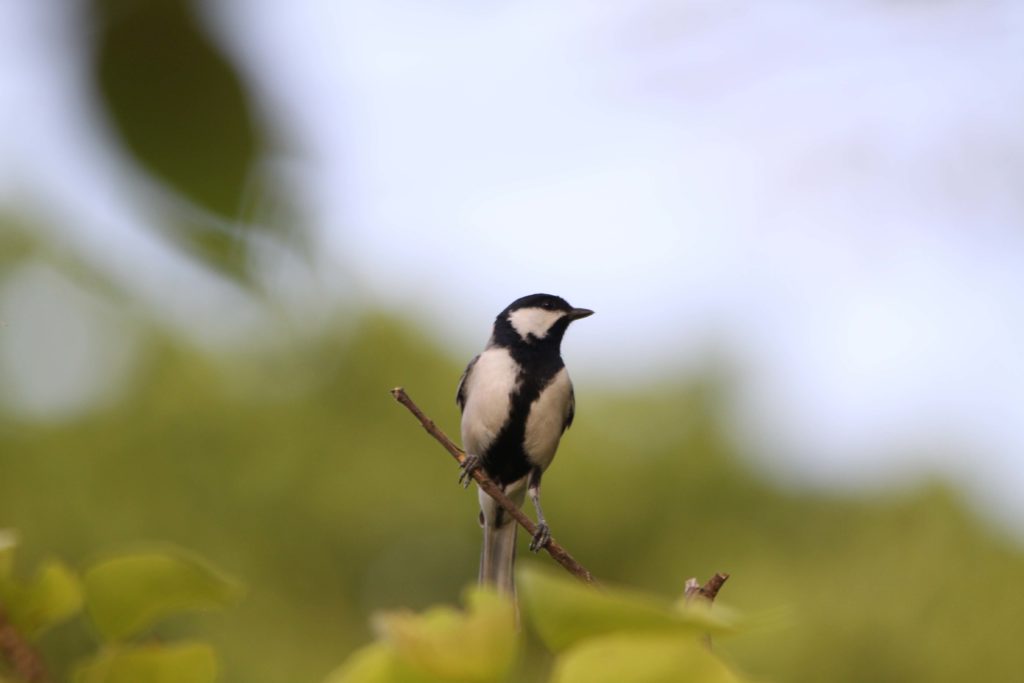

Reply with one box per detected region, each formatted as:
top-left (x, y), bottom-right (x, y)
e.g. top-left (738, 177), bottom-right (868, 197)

top-left (505, 293), bottom-right (572, 313)
top-left (503, 293), bottom-right (593, 320)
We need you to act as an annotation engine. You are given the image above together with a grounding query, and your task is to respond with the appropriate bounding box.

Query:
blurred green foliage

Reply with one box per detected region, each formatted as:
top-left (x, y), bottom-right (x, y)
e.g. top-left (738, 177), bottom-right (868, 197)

top-left (83, 551), bottom-right (243, 641)
top-left (0, 536), bottom-right (237, 683)
top-left (0, 534), bottom-right (82, 643)
top-left (517, 566), bottom-right (735, 651)
top-left (327, 587), bottom-right (518, 683)
top-left (1, 309), bottom-right (1023, 682)
top-left (75, 642), bottom-right (217, 683)
top-left (325, 569), bottom-right (742, 683)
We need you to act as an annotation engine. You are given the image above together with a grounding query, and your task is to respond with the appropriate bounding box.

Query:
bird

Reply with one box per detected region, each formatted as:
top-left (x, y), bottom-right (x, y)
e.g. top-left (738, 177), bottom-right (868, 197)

top-left (456, 293), bottom-right (593, 594)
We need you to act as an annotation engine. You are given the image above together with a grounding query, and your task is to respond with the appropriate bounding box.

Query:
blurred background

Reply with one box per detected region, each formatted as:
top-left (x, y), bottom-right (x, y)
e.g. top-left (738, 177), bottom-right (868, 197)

top-left (2, 0), bottom-right (1023, 681)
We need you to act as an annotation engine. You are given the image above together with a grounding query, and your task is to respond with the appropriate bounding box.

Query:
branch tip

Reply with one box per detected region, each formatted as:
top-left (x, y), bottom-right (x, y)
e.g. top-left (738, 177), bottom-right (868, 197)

top-left (685, 572), bottom-right (730, 604)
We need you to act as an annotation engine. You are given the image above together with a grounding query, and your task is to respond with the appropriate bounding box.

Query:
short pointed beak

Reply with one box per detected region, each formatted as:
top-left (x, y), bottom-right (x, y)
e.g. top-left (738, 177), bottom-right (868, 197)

top-left (568, 307), bottom-right (594, 321)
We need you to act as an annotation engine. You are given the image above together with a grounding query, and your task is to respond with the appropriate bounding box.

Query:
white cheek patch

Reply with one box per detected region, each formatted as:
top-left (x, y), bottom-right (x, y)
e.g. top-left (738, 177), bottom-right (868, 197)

top-left (508, 308), bottom-right (566, 340)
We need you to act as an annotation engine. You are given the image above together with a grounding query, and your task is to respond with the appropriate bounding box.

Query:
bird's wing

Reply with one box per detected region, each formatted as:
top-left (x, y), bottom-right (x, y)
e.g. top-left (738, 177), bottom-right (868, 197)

top-left (564, 384), bottom-right (575, 431)
top-left (455, 354), bottom-right (480, 411)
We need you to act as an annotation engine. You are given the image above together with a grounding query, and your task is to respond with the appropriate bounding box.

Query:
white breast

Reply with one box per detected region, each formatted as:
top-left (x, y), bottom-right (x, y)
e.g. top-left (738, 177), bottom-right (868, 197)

top-left (460, 348), bottom-right (520, 456)
top-left (523, 367), bottom-right (573, 470)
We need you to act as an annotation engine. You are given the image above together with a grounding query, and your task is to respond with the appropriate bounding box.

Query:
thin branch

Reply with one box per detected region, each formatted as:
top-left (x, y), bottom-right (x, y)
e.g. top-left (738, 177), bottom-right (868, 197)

top-left (0, 605), bottom-right (49, 683)
top-left (390, 387), bottom-right (597, 585)
top-left (683, 572), bottom-right (730, 649)
top-left (684, 572), bottom-right (730, 604)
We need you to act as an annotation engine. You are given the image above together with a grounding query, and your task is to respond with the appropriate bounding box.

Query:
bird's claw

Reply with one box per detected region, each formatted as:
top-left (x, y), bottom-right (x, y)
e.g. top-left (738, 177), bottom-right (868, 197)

top-left (529, 523), bottom-right (551, 552)
top-left (459, 455), bottom-right (482, 488)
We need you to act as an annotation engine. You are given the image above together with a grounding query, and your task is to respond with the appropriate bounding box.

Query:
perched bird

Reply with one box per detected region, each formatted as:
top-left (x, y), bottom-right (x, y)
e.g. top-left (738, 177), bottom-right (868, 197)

top-left (456, 293), bottom-right (593, 594)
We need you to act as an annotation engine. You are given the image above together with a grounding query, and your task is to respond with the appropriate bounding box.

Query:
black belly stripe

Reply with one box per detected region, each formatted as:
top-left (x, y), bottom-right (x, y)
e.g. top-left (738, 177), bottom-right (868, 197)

top-left (481, 347), bottom-right (565, 486)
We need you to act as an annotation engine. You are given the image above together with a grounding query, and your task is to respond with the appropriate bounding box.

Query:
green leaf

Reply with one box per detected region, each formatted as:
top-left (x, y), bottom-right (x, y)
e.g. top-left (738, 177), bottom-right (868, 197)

top-left (90, 0), bottom-right (259, 219)
top-left (322, 589), bottom-right (517, 683)
top-left (518, 566), bottom-right (736, 653)
top-left (550, 634), bottom-right (746, 683)
top-left (88, 0), bottom-right (299, 284)
top-left (83, 549), bottom-right (242, 641)
top-left (74, 642), bottom-right (217, 683)
top-left (0, 534), bottom-right (84, 638)
top-left (321, 644), bottom-right (397, 683)
top-left (5, 561), bottom-right (83, 638)
top-left (372, 587), bottom-right (518, 682)
top-left (321, 643), bottom-right (439, 683)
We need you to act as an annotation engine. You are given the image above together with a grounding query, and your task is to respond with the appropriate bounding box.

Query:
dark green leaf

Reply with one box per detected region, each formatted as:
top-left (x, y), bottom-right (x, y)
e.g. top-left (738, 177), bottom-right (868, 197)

top-left (91, 0), bottom-right (259, 219)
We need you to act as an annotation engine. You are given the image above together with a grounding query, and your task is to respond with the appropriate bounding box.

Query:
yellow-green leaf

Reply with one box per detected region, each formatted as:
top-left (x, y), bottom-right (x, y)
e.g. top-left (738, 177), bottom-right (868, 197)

top-left (74, 642), bottom-right (217, 683)
top-left (322, 644), bottom-right (396, 683)
top-left (321, 643), bottom-right (438, 683)
top-left (84, 550), bottom-right (242, 641)
top-left (551, 634), bottom-right (746, 683)
top-left (519, 566), bottom-right (736, 652)
top-left (373, 587), bottom-right (518, 682)
top-left (5, 561), bottom-right (83, 637)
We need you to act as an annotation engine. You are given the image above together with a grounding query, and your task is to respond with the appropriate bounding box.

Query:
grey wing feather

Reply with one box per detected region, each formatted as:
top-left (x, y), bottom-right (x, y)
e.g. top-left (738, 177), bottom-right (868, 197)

top-left (456, 355), bottom-right (480, 411)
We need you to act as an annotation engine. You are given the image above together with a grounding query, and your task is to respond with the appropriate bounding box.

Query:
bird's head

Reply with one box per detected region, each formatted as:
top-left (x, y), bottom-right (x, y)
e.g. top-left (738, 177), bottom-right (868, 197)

top-left (492, 293), bottom-right (593, 346)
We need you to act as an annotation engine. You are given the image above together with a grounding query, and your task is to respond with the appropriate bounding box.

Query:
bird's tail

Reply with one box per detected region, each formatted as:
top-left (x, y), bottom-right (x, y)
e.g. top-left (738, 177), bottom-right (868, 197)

top-left (480, 516), bottom-right (518, 595)
top-left (478, 483), bottom-right (523, 595)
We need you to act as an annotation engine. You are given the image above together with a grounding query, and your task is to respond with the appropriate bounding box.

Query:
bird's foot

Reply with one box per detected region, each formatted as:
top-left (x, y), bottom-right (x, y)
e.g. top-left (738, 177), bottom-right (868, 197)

top-left (529, 522), bottom-right (551, 552)
top-left (459, 454), bottom-right (482, 488)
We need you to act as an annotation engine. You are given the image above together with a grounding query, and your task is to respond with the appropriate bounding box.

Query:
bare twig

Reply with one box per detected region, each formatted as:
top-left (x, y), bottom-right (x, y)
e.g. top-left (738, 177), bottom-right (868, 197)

top-left (684, 572), bottom-right (730, 604)
top-left (0, 605), bottom-right (49, 683)
top-left (683, 572), bottom-right (730, 649)
top-left (390, 387), bottom-right (597, 585)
